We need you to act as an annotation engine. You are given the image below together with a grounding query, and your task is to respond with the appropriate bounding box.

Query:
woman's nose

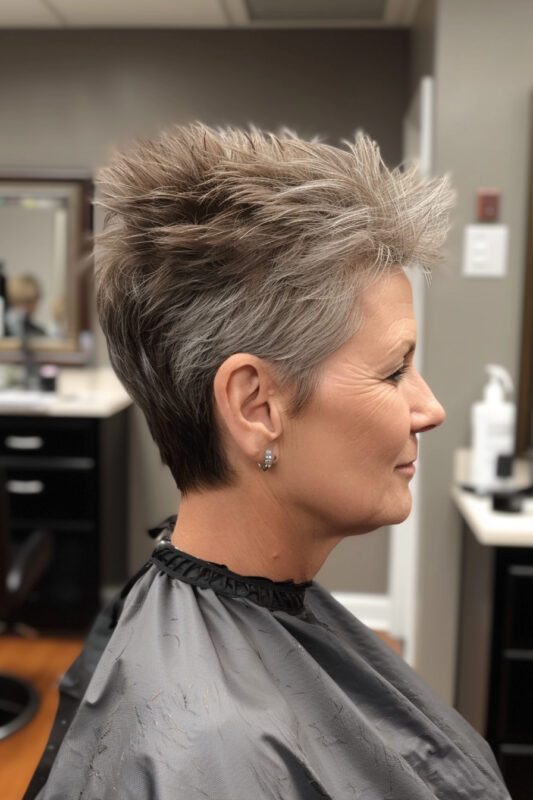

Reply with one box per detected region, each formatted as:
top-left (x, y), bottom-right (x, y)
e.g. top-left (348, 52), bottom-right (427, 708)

top-left (410, 375), bottom-right (446, 433)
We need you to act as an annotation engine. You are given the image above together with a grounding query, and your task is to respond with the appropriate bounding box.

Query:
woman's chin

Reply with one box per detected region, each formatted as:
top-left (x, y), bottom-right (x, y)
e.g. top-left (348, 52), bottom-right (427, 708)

top-left (396, 496), bottom-right (413, 523)
top-left (384, 491), bottom-right (413, 527)
top-left (344, 496), bottom-right (412, 536)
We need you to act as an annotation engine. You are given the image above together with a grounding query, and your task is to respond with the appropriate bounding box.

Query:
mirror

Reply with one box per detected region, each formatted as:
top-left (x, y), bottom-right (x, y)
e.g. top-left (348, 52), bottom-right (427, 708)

top-left (0, 174), bottom-right (93, 362)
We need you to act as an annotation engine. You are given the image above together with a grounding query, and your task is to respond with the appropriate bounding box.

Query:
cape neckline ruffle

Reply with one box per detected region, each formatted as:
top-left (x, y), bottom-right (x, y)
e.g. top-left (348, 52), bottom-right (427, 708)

top-left (149, 518), bottom-right (311, 614)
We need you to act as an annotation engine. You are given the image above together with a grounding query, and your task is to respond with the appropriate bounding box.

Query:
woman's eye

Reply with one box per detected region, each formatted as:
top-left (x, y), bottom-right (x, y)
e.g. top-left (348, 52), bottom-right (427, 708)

top-left (387, 364), bottom-right (408, 384)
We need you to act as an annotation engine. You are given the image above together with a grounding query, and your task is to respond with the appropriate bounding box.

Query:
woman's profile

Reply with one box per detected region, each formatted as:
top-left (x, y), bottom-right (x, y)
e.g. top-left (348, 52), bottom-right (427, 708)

top-left (27, 125), bottom-right (511, 800)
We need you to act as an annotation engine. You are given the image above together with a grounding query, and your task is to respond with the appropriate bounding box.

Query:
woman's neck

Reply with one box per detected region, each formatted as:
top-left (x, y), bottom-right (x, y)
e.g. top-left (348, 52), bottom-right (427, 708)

top-left (171, 481), bottom-right (341, 583)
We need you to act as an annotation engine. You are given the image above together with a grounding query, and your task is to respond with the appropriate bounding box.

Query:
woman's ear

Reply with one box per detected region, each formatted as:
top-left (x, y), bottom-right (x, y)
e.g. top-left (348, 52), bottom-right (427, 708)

top-left (213, 354), bottom-right (284, 464)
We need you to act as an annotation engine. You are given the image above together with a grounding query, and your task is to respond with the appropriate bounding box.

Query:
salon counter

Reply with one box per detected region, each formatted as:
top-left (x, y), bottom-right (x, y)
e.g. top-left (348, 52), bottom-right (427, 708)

top-left (0, 368), bottom-right (132, 631)
top-left (451, 448), bottom-right (533, 547)
top-left (452, 449), bottom-right (533, 800)
top-left (0, 367), bottom-right (132, 418)
top-left (451, 488), bottom-right (533, 547)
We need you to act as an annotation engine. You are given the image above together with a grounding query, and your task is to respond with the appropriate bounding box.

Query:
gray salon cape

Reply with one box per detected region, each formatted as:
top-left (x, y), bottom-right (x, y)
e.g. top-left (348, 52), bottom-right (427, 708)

top-left (27, 525), bottom-right (510, 800)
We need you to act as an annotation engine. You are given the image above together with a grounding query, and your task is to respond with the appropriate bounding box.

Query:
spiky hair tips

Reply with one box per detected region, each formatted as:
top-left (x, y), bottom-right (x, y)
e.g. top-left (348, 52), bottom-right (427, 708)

top-left (95, 124), bottom-right (454, 491)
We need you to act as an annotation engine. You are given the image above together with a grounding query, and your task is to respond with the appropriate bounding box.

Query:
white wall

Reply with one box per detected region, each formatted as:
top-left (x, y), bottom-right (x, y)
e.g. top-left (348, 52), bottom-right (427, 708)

top-left (416, 0), bottom-right (533, 702)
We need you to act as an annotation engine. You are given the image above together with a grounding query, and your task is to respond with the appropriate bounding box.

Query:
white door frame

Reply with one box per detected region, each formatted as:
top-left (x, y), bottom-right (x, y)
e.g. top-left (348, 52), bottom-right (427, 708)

top-left (334, 78), bottom-right (434, 663)
top-left (389, 76), bottom-right (434, 664)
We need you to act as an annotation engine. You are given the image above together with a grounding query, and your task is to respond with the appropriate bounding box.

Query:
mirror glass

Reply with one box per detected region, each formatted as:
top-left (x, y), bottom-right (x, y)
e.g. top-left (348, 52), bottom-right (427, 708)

top-left (0, 178), bottom-right (92, 356)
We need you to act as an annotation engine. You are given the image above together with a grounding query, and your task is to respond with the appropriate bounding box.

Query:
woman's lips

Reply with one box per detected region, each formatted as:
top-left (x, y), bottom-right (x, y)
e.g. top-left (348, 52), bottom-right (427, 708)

top-left (394, 461), bottom-right (416, 477)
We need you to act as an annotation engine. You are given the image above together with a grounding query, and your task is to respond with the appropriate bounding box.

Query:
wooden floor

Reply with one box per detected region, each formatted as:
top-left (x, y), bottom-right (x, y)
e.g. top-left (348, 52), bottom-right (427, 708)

top-left (375, 629), bottom-right (403, 657)
top-left (0, 630), bottom-right (402, 800)
top-left (0, 635), bottom-right (83, 800)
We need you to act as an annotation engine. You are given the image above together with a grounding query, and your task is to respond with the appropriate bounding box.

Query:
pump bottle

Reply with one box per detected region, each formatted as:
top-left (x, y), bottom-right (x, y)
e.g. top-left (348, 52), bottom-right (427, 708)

top-left (470, 364), bottom-right (516, 492)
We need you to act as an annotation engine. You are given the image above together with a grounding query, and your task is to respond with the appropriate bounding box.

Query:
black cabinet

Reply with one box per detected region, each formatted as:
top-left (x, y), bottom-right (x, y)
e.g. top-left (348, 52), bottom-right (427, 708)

top-left (457, 536), bottom-right (533, 800)
top-left (0, 411), bottom-right (129, 632)
top-left (487, 549), bottom-right (533, 799)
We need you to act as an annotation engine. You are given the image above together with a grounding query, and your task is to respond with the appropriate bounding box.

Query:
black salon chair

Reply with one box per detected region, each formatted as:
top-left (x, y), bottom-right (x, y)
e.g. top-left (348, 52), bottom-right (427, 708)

top-left (0, 477), bottom-right (53, 739)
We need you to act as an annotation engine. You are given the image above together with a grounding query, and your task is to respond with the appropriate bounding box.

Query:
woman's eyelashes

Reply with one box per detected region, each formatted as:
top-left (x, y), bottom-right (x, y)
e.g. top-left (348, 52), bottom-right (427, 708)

top-left (386, 363), bottom-right (409, 384)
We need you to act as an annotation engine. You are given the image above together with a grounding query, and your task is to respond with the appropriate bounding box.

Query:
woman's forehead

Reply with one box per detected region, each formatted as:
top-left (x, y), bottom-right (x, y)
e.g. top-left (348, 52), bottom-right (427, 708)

top-left (362, 269), bottom-right (413, 310)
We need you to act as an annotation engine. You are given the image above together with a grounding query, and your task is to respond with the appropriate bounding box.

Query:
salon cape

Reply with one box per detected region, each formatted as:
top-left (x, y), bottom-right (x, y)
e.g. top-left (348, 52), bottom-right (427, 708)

top-left (27, 529), bottom-right (510, 800)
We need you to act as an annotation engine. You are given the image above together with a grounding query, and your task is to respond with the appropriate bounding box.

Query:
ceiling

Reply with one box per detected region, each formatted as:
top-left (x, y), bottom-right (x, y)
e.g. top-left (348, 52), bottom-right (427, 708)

top-left (0, 0), bottom-right (420, 29)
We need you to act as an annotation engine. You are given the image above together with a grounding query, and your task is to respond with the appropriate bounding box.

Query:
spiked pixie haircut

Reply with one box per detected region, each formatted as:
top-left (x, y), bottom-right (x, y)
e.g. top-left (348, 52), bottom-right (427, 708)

top-left (95, 124), bottom-right (453, 492)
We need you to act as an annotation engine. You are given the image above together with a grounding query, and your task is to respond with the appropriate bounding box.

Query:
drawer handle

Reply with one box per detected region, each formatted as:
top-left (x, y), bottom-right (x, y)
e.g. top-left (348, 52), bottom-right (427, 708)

top-left (5, 435), bottom-right (44, 451)
top-left (6, 479), bottom-right (45, 495)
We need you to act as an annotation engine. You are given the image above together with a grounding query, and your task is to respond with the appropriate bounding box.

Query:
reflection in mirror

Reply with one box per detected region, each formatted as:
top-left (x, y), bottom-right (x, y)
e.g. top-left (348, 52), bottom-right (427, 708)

top-left (0, 177), bottom-right (93, 361)
top-left (1, 194), bottom-right (68, 339)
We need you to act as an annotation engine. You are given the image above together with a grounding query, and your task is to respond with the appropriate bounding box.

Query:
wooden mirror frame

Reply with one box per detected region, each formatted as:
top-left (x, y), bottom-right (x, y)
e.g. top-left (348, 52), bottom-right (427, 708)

top-left (0, 170), bottom-right (93, 366)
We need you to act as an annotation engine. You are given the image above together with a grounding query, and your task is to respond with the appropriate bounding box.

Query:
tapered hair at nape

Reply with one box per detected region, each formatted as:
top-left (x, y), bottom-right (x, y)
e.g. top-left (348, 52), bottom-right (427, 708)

top-left (95, 123), bottom-right (453, 492)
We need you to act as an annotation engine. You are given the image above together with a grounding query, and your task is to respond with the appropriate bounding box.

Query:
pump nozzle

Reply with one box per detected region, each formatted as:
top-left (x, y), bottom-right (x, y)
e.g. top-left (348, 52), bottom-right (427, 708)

top-left (484, 364), bottom-right (514, 402)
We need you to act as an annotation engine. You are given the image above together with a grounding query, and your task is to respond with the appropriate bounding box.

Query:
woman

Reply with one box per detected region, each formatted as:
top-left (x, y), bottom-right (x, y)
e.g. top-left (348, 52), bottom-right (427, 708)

top-left (5, 273), bottom-right (47, 337)
top-left (28, 125), bottom-right (510, 799)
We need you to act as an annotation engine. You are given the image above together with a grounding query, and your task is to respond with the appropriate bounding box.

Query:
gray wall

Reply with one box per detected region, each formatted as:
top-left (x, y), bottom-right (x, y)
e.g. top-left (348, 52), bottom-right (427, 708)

top-left (409, 0), bottom-right (435, 95)
top-left (415, 0), bottom-right (533, 702)
top-left (0, 29), bottom-right (408, 581)
top-left (0, 30), bottom-right (407, 169)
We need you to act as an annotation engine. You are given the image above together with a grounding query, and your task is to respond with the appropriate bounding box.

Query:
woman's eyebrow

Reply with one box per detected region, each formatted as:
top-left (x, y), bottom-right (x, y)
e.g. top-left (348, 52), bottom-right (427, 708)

top-left (392, 340), bottom-right (416, 358)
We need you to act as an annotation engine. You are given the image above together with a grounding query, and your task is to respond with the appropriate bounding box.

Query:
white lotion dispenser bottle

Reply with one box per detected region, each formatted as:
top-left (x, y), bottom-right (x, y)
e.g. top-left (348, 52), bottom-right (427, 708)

top-left (470, 364), bottom-right (516, 492)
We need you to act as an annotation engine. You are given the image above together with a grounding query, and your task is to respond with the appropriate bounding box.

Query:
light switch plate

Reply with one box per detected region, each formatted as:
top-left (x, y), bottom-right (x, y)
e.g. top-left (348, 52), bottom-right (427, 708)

top-left (462, 224), bottom-right (508, 277)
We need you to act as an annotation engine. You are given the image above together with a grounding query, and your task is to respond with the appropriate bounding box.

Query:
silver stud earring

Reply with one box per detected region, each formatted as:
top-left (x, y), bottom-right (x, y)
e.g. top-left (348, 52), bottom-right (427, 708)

top-left (257, 448), bottom-right (277, 471)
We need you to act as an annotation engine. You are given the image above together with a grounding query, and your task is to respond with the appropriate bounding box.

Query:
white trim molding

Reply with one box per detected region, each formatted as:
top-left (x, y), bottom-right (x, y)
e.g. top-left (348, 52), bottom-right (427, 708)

top-left (332, 592), bottom-right (393, 632)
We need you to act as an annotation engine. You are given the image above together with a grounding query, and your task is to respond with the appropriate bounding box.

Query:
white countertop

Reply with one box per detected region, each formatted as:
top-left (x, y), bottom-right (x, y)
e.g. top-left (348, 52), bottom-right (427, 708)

top-left (0, 367), bottom-right (133, 418)
top-left (451, 448), bottom-right (533, 547)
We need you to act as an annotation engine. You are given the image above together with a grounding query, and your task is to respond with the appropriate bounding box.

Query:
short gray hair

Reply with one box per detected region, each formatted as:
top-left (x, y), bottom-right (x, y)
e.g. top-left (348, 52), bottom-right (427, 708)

top-left (95, 124), bottom-right (453, 492)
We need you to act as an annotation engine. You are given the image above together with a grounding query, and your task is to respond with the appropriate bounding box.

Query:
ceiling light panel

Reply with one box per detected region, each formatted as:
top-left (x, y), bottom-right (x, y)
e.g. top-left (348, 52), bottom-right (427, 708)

top-left (245, 0), bottom-right (387, 22)
top-left (0, 0), bottom-right (58, 27)
top-left (50, 0), bottom-right (227, 28)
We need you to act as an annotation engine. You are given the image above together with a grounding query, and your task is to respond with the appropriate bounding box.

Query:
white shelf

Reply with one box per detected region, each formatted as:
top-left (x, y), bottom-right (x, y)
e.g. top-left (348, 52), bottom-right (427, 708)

top-left (0, 367), bottom-right (133, 418)
top-left (451, 448), bottom-right (533, 547)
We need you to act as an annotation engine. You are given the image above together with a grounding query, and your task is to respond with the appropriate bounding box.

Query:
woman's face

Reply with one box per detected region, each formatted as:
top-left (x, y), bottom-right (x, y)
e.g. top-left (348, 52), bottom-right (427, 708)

top-left (278, 269), bottom-right (445, 537)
